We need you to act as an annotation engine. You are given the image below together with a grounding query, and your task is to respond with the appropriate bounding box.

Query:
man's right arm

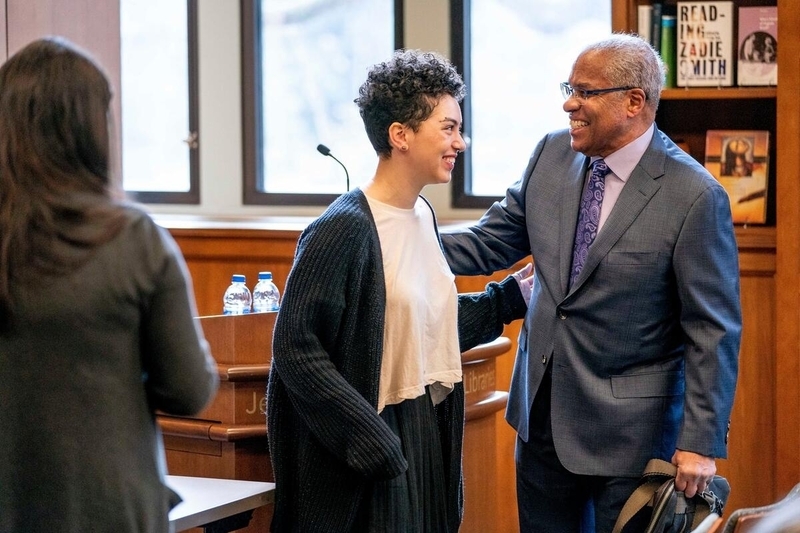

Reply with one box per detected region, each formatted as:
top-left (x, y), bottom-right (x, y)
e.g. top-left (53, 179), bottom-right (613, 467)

top-left (440, 136), bottom-right (549, 275)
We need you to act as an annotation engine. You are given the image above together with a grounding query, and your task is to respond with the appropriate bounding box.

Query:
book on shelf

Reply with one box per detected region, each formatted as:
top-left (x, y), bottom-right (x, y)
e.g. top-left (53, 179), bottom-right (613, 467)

top-left (737, 6), bottom-right (777, 87)
top-left (637, 4), bottom-right (652, 45)
top-left (637, 2), bottom-right (667, 50)
top-left (651, 2), bottom-right (664, 52)
top-left (638, 3), bottom-right (677, 86)
top-left (676, 1), bottom-right (733, 87)
top-left (704, 130), bottom-right (769, 225)
top-left (661, 15), bottom-right (677, 87)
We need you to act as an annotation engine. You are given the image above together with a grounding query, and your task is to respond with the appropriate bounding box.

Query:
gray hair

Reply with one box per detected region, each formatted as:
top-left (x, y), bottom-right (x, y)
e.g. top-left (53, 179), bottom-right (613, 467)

top-left (581, 33), bottom-right (666, 112)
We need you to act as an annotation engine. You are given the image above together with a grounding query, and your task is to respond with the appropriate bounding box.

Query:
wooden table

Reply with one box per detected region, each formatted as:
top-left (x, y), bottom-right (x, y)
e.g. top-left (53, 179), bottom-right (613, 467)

top-left (167, 475), bottom-right (275, 532)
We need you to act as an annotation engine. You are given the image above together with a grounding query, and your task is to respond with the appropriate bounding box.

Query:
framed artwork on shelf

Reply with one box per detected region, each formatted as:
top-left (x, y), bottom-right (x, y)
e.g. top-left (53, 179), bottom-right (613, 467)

top-left (704, 130), bottom-right (769, 224)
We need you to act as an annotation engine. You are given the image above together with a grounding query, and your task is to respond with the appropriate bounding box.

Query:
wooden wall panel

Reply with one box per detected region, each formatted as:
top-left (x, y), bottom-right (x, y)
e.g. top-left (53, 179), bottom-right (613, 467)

top-left (716, 229), bottom-right (777, 518)
top-left (775, 0), bottom-right (800, 498)
top-left (4, 0), bottom-right (121, 180)
top-left (168, 226), bottom-right (301, 317)
top-left (5, 0), bottom-right (120, 84)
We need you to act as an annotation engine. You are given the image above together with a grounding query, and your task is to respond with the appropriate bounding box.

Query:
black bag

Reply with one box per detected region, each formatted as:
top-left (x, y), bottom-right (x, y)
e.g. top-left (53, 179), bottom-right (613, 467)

top-left (612, 458), bottom-right (730, 533)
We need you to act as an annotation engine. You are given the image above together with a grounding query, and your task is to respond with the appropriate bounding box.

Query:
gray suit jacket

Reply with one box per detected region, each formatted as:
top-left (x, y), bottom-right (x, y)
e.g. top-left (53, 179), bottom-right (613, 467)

top-left (442, 128), bottom-right (741, 477)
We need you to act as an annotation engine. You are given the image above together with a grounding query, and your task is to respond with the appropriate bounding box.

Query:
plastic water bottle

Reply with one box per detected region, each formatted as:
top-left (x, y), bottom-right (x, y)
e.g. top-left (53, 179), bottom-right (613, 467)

top-left (252, 271), bottom-right (280, 312)
top-left (222, 274), bottom-right (252, 315)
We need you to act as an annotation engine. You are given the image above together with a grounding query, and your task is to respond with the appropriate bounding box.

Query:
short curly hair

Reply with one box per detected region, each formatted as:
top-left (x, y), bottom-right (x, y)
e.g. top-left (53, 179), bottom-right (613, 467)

top-left (355, 49), bottom-right (466, 157)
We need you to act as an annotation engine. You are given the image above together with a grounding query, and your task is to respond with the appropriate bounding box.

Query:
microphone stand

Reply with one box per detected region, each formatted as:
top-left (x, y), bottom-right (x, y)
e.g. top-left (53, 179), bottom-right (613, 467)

top-left (316, 144), bottom-right (350, 192)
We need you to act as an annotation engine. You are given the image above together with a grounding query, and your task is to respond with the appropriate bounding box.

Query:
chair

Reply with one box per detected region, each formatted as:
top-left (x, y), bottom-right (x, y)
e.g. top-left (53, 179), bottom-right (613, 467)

top-left (720, 482), bottom-right (800, 533)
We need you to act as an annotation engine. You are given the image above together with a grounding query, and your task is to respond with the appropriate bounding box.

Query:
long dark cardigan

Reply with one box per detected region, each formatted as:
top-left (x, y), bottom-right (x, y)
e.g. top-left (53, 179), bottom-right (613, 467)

top-left (267, 189), bottom-right (526, 532)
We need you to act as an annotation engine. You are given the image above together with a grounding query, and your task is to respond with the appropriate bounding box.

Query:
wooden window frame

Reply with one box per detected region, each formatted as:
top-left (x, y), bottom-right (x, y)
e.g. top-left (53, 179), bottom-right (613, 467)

top-left (125, 0), bottom-right (200, 204)
top-left (241, 0), bottom-right (404, 206)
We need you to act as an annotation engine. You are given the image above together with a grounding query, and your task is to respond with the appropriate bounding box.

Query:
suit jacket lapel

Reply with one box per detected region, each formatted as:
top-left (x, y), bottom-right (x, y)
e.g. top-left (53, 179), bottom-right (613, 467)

top-left (560, 156), bottom-right (591, 297)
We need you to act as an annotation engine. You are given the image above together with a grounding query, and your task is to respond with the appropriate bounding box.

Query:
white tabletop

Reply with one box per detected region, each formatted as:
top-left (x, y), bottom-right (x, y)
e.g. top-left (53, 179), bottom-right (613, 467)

top-left (167, 475), bottom-right (275, 532)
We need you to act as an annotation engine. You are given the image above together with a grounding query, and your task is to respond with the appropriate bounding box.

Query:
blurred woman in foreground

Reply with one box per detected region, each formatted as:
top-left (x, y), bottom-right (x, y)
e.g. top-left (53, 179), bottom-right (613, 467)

top-left (0, 37), bottom-right (218, 533)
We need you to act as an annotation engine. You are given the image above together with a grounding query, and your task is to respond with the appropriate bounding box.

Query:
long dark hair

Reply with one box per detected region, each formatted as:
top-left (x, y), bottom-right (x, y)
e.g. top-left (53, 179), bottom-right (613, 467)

top-left (0, 37), bottom-right (127, 332)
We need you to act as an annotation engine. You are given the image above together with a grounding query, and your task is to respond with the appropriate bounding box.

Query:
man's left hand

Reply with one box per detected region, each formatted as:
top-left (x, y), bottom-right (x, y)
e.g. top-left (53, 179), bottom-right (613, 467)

top-left (672, 449), bottom-right (716, 498)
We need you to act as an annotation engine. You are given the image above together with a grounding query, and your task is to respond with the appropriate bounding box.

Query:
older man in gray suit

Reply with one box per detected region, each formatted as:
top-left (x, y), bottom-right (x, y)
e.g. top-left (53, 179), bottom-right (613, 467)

top-left (441, 34), bottom-right (741, 532)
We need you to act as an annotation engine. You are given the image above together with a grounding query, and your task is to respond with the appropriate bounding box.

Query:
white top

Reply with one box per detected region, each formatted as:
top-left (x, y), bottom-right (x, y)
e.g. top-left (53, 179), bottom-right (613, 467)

top-left (365, 194), bottom-right (462, 413)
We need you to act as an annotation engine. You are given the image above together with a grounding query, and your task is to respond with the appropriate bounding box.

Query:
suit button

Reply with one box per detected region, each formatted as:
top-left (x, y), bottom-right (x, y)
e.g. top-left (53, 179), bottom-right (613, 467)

top-left (542, 355), bottom-right (547, 364)
top-left (558, 311), bottom-right (567, 320)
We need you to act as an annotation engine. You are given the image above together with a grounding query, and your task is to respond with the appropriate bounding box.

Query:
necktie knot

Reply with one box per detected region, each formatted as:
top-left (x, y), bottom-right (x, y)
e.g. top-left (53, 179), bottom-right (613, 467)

top-left (591, 158), bottom-right (610, 180)
top-left (570, 159), bottom-right (609, 287)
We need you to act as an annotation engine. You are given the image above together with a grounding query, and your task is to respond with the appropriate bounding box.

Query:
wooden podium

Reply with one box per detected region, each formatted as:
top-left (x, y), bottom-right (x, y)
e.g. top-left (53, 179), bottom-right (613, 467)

top-left (158, 312), bottom-right (275, 532)
top-left (461, 337), bottom-right (512, 533)
top-left (158, 312), bottom-right (512, 532)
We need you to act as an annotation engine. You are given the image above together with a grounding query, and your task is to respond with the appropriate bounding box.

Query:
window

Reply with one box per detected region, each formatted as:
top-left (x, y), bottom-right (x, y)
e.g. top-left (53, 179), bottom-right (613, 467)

top-left (242, 0), bottom-right (403, 205)
top-left (120, 0), bottom-right (199, 204)
top-left (451, 0), bottom-right (611, 208)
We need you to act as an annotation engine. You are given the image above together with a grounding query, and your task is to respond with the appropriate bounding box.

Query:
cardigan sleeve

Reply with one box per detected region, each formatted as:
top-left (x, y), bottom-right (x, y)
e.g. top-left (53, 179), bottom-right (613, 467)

top-left (456, 275), bottom-right (527, 353)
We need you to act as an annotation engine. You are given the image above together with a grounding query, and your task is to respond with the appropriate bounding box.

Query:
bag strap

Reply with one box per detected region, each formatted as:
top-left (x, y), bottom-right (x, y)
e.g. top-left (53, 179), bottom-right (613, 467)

top-left (612, 459), bottom-right (678, 533)
top-left (645, 458), bottom-right (679, 478)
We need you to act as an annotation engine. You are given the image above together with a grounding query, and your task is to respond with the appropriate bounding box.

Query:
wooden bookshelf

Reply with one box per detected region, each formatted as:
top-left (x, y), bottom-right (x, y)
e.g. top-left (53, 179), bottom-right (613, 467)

top-left (660, 87), bottom-right (776, 99)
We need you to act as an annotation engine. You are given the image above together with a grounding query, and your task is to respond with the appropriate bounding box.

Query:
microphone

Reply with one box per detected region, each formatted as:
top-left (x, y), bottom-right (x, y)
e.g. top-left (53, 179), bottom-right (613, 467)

top-left (316, 144), bottom-right (350, 192)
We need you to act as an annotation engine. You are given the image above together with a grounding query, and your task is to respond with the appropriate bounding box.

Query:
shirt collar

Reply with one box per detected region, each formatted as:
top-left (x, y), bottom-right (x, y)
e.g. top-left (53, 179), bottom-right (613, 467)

top-left (593, 123), bottom-right (655, 183)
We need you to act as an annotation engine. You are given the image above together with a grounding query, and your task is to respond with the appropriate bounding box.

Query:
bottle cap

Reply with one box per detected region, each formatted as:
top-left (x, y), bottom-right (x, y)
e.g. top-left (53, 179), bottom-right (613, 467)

top-left (232, 274), bottom-right (246, 282)
top-left (258, 271), bottom-right (273, 280)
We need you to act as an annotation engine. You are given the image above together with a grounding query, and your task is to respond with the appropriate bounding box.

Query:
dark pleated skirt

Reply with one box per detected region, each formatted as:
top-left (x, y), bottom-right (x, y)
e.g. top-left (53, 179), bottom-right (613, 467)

top-left (357, 387), bottom-right (450, 533)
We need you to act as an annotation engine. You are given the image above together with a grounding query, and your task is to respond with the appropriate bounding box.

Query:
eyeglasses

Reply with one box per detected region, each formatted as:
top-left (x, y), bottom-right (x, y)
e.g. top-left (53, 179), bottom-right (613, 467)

top-left (560, 82), bottom-right (635, 101)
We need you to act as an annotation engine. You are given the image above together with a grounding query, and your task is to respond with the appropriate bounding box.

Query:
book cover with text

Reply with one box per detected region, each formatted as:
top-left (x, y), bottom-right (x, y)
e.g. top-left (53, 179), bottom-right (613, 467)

top-left (677, 1), bottom-right (733, 87)
top-left (704, 130), bottom-right (769, 224)
top-left (737, 6), bottom-right (777, 86)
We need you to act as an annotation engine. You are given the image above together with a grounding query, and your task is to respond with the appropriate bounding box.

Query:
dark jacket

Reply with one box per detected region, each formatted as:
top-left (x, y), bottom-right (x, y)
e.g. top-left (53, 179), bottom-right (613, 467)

top-left (0, 205), bottom-right (218, 533)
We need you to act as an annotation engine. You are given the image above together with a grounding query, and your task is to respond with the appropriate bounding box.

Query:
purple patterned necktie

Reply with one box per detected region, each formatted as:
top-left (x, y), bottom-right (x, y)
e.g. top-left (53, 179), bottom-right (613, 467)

top-left (570, 159), bottom-right (610, 288)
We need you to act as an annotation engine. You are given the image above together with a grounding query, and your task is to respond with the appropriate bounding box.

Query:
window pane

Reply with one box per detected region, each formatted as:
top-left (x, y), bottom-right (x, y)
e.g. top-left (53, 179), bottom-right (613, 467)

top-left (120, 0), bottom-right (191, 193)
top-left (260, 0), bottom-right (395, 195)
top-left (468, 0), bottom-right (610, 197)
